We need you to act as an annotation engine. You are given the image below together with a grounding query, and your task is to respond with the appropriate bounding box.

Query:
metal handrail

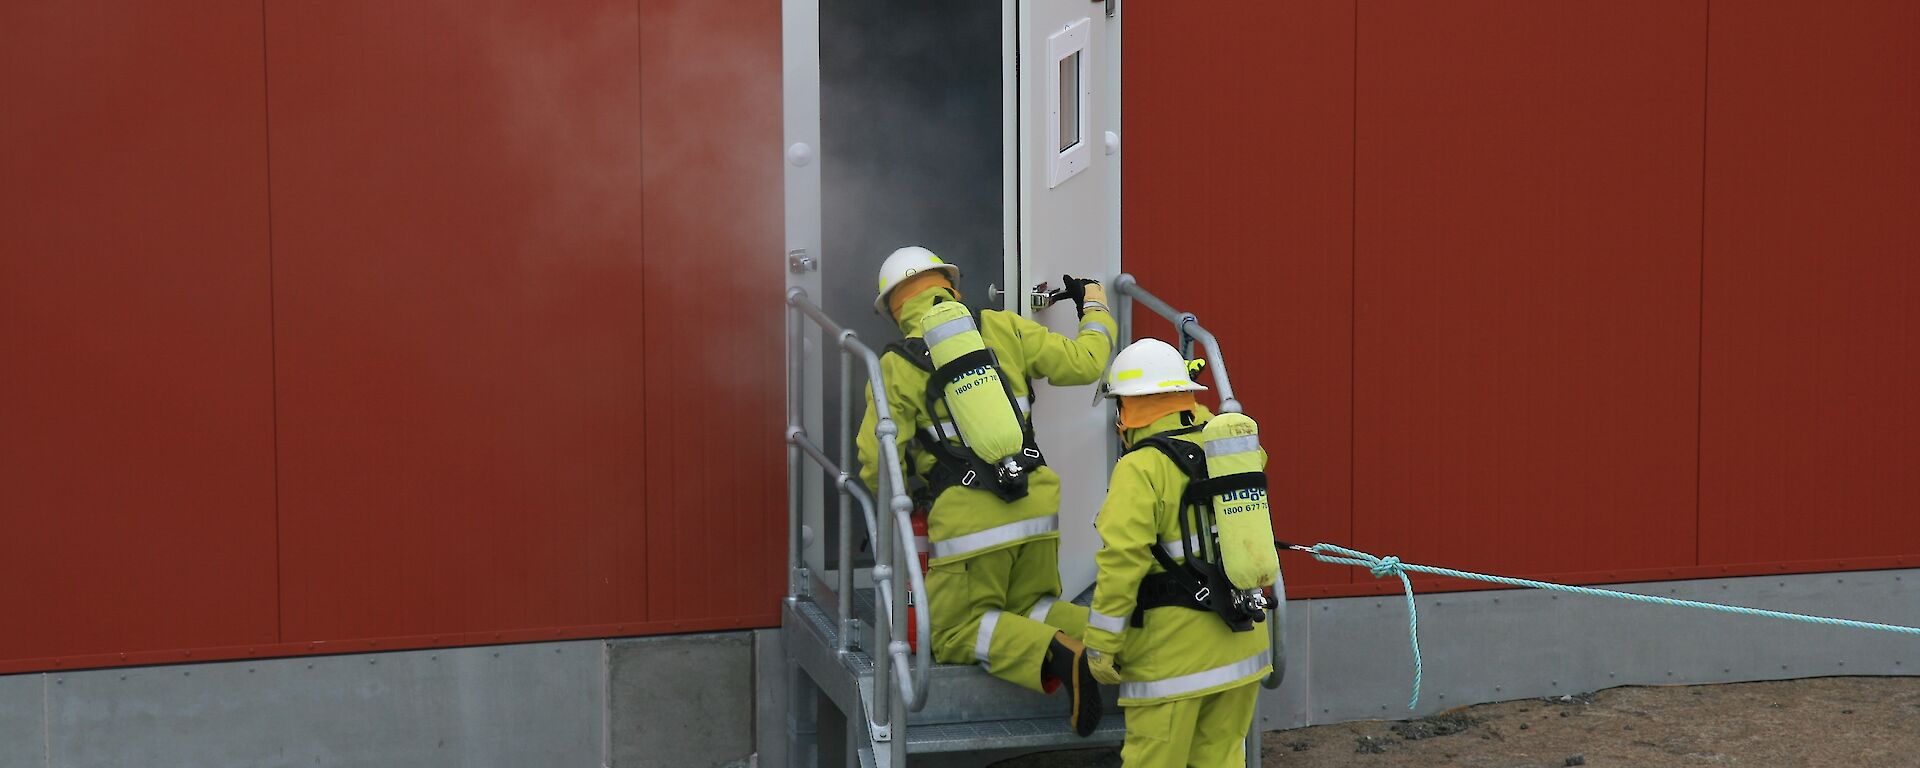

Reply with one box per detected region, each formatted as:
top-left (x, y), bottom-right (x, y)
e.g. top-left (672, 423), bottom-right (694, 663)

top-left (785, 288), bottom-right (932, 731)
top-left (1111, 274), bottom-right (1284, 689)
top-left (1111, 273), bottom-right (1241, 414)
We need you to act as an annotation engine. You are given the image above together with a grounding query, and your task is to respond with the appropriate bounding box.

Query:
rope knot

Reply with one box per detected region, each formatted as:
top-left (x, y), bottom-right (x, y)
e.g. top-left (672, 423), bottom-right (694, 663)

top-left (1369, 555), bottom-right (1404, 579)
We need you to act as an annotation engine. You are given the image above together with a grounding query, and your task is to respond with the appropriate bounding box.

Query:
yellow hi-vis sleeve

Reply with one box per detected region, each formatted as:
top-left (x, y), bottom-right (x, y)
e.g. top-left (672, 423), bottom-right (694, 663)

top-left (1085, 455), bottom-right (1161, 654)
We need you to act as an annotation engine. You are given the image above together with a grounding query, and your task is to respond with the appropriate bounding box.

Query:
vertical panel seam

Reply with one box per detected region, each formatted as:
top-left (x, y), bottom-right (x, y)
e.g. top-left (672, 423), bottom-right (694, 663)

top-left (634, 0), bottom-right (650, 625)
top-left (1696, 0), bottom-right (1712, 568)
top-left (1348, 0), bottom-right (1359, 582)
top-left (260, 0), bottom-right (285, 643)
top-left (41, 673), bottom-right (49, 768)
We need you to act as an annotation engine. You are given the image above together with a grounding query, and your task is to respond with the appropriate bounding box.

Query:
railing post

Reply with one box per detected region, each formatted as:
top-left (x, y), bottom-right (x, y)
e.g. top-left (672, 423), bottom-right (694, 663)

top-left (836, 339), bottom-right (857, 651)
top-left (871, 417), bottom-right (897, 737)
top-left (786, 299), bottom-right (806, 601)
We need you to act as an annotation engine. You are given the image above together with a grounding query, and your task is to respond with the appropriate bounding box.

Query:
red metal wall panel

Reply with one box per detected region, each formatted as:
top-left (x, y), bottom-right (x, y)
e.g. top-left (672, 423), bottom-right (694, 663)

top-left (638, 0), bottom-right (786, 624)
top-left (1350, 0), bottom-right (1707, 581)
top-left (1699, 1), bottom-right (1920, 566)
top-left (1124, 1), bottom-right (1358, 590)
top-left (266, 0), bottom-right (651, 640)
top-left (0, 2), bottom-right (279, 660)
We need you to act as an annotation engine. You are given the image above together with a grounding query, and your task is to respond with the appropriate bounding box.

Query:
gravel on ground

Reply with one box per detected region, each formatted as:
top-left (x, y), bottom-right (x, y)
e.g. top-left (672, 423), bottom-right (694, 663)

top-left (986, 676), bottom-right (1920, 768)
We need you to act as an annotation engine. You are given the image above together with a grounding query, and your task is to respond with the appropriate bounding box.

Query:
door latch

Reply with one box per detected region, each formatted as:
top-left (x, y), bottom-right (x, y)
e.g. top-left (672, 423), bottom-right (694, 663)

top-left (1029, 282), bottom-right (1071, 312)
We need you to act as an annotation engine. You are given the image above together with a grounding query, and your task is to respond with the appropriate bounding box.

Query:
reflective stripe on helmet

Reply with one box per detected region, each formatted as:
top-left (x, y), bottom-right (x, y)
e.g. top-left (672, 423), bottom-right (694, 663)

top-left (975, 609), bottom-right (1002, 670)
top-left (931, 515), bottom-right (1059, 560)
top-left (1027, 596), bottom-right (1058, 624)
top-left (1118, 649), bottom-right (1270, 702)
top-left (1087, 609), bottom-right (1128, 635)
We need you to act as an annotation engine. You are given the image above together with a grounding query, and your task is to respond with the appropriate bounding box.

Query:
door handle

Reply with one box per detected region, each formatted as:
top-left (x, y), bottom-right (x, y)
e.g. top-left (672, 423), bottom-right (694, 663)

top-left (1029, 282), bottom-right (1071, 312)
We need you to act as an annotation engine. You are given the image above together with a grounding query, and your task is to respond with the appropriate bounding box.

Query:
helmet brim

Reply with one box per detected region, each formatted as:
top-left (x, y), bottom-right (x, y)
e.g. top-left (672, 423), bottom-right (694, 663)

top-left (873, 263), bottom-right (963, 313)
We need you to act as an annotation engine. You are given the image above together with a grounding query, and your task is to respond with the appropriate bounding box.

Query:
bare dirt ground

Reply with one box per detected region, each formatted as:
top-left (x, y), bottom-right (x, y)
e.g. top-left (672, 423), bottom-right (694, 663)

top-left (989, 677), bottom-right (1920, 767)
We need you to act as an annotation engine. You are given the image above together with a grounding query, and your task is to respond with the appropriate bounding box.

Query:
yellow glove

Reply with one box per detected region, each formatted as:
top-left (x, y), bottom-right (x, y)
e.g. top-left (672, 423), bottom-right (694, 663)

top-left (1061, 274), bottom-right (1108, 317)
top-left (1081, 282), bottom-right (1108, 312)
top-left (1086, 648), bottom-right (1122, 685)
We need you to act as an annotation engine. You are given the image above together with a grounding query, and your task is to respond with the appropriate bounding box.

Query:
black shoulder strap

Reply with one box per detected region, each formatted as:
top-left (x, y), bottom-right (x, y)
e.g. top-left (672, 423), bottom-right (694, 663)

top-left (884, 338), bottom-right (934, 373)
top-left (1123, 427), bottom-right (1207, 482)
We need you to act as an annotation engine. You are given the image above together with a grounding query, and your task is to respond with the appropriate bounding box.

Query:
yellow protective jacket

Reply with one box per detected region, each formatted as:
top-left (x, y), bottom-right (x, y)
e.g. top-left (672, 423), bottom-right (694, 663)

top-left (858, 287), bottom-right (1115, 565)
top-left (1084, 406), bottom-right (1273, 706)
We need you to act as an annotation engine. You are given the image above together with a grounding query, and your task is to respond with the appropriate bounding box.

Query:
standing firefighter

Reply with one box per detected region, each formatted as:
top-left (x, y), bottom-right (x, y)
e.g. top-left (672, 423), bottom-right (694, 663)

top-left (857, 246), bottom-right (1116, 736)
top-left (1083, 338), bottom-right (1279, 767)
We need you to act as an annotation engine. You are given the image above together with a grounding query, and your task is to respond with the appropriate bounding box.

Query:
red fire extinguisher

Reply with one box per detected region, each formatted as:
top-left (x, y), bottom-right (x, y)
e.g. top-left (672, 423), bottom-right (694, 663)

top-left (905, 508), bottom-right (929, 651)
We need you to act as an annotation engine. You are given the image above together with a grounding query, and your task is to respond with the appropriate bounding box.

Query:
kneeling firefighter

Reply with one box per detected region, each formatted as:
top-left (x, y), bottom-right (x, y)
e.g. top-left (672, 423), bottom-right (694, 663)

top-left (856, 246), bottom-right (1117, 736)
top-left (1082, 338), bottom-right (1279, 767)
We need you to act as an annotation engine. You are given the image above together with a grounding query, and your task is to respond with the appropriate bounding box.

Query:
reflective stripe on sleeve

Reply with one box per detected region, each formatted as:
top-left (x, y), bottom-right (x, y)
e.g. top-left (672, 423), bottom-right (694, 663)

top-left (930, 515), bottom-right (1059, 560)
top-left (976, 609), bottom-right (1002, 670)
top-left (1157, 536), bottom-right (1200, 559)
top-left (1087, 609), bottom-right (1128, 635)
top-left (1027, 596), bottom-right (1058, 624)
top-left (1080, 319), bottom-right (1111, 339)
top-left (1118, 649), bottom-right (1270, 701)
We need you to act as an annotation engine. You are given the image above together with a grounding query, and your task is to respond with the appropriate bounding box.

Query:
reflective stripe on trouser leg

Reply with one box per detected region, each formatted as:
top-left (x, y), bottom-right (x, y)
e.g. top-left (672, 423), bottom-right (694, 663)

top-left (930, 515), bottom-right (1059, 561)
top-left (975, 609), bottom-right (1002, 670)
top-left (1025, 597), bottom-right (1089, 639)
top-left (977, 610), bottom-right (1060, 693)
top-left (1189, 683), bottom-right (1259, 768)
top-left (1027, 596), bottom-right (1058, 623)
top-left (1120, 682), bottom-right (1258, 768)
top-left (1119, 649), bottom-right (1272, 703)
top-left (931, 545), bottom-right (1066, 694)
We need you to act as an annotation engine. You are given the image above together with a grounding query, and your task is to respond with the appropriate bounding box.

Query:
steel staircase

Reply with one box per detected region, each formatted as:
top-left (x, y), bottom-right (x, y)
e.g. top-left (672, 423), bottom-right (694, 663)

top-left (782, 275), bottom-right (1286, 767)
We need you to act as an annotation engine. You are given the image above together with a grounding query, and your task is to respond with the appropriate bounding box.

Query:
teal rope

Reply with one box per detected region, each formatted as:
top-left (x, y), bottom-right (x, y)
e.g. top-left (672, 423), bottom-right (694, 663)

top-left (1306, 543), bottom-right (1920, 710)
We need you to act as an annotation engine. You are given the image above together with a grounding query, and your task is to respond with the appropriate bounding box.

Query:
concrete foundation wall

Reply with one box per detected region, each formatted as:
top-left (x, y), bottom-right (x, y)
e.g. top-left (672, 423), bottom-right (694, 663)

top-left (1256, 568), bottom-right (1920, 731)
top-left (5, 570), bottom-right (1913, 768)
top-left (0, 632), bottom-right (779, 768)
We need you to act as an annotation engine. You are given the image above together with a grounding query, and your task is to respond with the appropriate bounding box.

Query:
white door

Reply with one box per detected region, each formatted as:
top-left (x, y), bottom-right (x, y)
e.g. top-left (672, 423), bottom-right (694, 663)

top-left (1009, 0), bottom-right (1121, 599)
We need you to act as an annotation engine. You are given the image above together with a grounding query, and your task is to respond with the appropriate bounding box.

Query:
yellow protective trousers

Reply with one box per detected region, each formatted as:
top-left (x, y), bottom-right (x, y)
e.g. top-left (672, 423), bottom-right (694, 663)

top-left (928, 539), bottom-right (1089, 692)
top-left (1118, 681), bottom-right (1258, 768)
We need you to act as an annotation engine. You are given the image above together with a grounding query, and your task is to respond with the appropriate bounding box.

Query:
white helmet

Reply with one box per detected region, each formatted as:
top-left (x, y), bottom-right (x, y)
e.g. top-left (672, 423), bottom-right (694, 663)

top-left (1101, 338), bottom-right (1208, 398)
top-left (874, 246), bottom-right (962, 313)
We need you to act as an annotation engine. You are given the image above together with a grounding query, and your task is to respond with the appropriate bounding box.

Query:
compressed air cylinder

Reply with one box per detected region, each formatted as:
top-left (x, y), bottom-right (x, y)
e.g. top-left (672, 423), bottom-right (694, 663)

top-left (1203, 412), bottom-right (1279, 590)
top-left (921, 301), bottom-right (1024, 463)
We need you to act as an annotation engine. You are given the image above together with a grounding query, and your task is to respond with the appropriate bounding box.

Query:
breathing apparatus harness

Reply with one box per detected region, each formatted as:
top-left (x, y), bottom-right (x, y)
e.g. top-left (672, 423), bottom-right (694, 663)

top-left (1125, 419), bottom-right (1272, 632)
top-left (884, 332), bottom-right (1046, 503)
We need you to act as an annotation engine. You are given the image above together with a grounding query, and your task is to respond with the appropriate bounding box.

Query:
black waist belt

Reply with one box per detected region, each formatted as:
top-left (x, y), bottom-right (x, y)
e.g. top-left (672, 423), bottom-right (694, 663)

top-left (1131, 570), bottom-right (1211, 627)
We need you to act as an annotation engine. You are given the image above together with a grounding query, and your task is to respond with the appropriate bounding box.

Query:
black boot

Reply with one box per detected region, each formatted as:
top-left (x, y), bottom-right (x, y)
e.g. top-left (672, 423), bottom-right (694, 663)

top-left (1044, 633), bottom-right (1104, 737)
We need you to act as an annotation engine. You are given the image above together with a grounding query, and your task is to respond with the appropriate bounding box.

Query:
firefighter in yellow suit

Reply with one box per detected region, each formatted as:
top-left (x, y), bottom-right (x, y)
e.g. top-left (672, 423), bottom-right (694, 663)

top-left (856, 246), bottom-right (1117, 735)
top-left (1083, 338), bottom-right (1272, 767)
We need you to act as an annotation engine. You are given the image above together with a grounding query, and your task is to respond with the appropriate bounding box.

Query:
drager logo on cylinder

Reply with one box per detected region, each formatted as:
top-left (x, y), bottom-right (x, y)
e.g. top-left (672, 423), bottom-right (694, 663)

top-left (1218, 487), bottom-right (1266, 504)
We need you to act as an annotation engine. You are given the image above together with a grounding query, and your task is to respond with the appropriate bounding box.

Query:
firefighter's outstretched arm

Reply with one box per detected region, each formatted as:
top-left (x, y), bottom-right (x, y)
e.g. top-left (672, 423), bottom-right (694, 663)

top-left (1016, 279), bottom-right (1116, 386)
top-left (1084, 456), bottom-right (1161, 658)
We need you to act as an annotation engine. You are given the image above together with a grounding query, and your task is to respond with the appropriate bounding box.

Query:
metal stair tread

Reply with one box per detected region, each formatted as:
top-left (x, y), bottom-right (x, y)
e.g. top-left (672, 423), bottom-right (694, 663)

top-left (905, 713), bottom-right (1129, 753)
